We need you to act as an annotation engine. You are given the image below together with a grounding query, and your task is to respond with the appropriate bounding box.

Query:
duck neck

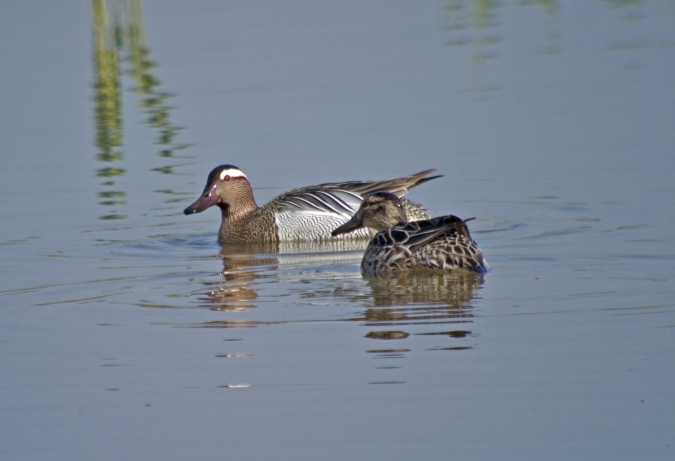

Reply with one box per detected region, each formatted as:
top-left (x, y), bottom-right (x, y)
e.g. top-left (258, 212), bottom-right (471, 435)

top-left (219, 187), bottom-right (258, 222)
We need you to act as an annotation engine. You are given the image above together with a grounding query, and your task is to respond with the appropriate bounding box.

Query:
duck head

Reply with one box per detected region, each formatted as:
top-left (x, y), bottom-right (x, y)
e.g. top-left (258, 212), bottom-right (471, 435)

top-left (183, 165), bottom-right (255, 215)
top-left (331, 191), bottom-right (408, 236)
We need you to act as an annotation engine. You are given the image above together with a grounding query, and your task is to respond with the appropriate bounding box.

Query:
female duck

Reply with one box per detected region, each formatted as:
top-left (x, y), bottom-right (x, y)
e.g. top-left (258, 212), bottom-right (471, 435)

top-left (331, 191), bottom-right (489, 276)
top-left (184, 165), bottom-right (440, 244)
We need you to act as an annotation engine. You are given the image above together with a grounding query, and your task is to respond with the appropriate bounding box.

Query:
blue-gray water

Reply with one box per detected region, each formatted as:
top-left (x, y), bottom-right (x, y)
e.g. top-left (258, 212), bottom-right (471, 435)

top-left (1, 1), bottom-right (674, 460)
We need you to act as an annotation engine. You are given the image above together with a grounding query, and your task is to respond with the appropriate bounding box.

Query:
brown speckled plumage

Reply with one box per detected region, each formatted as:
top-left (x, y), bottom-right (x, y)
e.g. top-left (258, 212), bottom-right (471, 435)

top-left (331, 192), bottom-right (489, 276)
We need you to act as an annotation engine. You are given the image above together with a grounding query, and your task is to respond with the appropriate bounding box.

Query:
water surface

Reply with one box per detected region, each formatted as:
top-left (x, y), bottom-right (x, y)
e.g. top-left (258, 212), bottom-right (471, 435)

top-left (1, 1), bottom-right (674, 460)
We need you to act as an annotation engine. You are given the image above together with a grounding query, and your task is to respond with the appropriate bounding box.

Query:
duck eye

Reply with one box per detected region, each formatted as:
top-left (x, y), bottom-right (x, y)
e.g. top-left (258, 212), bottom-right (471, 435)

top-left (223, 175), bottom-right (231, 181)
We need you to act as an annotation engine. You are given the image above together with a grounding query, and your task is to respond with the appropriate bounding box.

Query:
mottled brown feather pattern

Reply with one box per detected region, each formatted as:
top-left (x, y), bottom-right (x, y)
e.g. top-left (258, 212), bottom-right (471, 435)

top-left (331, 192), bottom-right (489, 276)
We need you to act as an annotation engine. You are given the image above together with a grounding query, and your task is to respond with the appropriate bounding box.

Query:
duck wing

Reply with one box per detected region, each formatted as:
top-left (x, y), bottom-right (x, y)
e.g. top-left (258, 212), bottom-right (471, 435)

top-left (371, 216), bottom-right (469, 251)
top-left (270, 169), bottom-right (441, 216)
top-left (328, 169), bottom-right (441, 197)
top-left (272, 187), bottom-right (362, 216)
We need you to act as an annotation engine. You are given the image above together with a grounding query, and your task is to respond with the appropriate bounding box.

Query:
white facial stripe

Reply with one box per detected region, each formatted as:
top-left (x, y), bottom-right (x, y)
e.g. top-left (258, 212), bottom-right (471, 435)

top-left (219, 168), bottom-right (247, 180)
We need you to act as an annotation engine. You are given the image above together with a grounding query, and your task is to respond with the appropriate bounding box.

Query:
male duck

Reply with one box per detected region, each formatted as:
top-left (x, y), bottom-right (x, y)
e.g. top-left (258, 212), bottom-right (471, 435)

top-left (331, 191), bottom-right (489, 276)
top-left (184, 165), bottom-right (440, 244)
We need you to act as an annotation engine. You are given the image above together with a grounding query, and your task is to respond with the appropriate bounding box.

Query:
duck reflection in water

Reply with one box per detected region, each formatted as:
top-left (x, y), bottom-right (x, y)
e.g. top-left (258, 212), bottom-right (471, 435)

top-left (197, 242), bottom-right (279, 311)
top-left (196, 239), bottom-right (368, 311)
top-left (195, 239), bottom-right (484, 352)
top-left (364, 270), bottom-right (483, 308)
top-left (194, 245), bottom-right (484, 354)
top-left (362, 270), bottom-right (481, 329)
top-left (359, 271), bottom-right (483, 357)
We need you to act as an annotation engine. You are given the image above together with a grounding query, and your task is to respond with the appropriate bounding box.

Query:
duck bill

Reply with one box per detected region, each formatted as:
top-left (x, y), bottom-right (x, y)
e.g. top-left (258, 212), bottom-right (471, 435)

top-left (331, 214), bottom-right (363, 236)
top-left (184, 193), bottom-right (218, 215)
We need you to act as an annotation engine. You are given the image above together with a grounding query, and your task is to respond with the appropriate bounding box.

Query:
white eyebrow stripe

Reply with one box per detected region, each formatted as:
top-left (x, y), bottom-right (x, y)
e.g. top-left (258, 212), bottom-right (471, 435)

top-left (219, 168), bottom-right (247, 180)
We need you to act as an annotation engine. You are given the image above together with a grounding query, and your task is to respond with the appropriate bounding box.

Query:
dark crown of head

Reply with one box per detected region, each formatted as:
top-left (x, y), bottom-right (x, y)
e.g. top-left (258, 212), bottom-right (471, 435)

top-left (207, 164), bottom-right (241, 183)
top-left (365, 191), bottom-right (402, 207)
